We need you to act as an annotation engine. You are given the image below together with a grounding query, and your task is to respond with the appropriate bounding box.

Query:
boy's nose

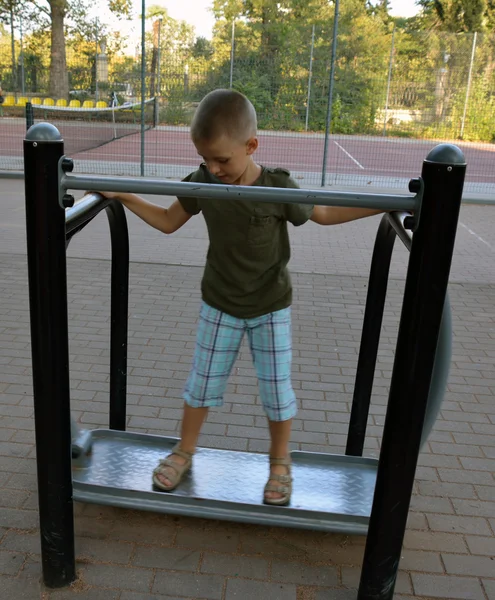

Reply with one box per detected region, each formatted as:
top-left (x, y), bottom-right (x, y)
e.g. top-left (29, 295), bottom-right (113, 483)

top-left (209, 163), bottom-right (222, 175)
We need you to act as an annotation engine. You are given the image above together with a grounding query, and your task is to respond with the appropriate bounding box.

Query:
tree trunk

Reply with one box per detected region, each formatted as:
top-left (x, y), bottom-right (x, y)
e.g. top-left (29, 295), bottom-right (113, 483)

top-left (49, 0), bottom-right (69, 99)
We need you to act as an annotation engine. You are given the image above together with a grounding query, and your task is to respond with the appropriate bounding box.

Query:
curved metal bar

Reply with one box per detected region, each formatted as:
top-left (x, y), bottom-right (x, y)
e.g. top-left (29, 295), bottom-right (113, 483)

top-left (66, 193), bottom-right (113, 238)
top-left (346, 211), bottom-right (453, 456)
top-left (66, 193), bottom-right (129, 431)
top-left (388, 211), bottom-right (412, 251)
top-left (105, 200), bottom-right (129, 431)
top-left (346, 215), bottom-right (397, 457)
top-left (421, 294), bottom-right (452, 445)
top-left (61, 173), bottom-right (419, 212)
top-left (386, 211), bottom-right (453, 444)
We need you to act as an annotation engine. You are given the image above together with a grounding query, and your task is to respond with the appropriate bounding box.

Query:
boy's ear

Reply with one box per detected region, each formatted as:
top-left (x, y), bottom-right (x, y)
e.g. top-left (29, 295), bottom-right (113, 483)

top-left (246, 137), bottom-right (258, 155)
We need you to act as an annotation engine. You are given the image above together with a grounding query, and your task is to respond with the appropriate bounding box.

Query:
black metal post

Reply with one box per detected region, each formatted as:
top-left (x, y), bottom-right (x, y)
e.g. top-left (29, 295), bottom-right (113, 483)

top-left (358, 144), bottom-right (466, 600)
top-left (26, 101), bottom-right (34, 130)
top-left (106, 201), bottom-right (129, 431)
top-left (346, 215), bottom-right (396, 457)
top-left (24, 123), bottom-right (76, 587)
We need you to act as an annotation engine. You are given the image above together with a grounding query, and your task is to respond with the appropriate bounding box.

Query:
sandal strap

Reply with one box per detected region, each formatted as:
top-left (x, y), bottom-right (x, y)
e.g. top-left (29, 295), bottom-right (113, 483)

top-left (269, 456), bottom-right (291, 467)
top-left (170, 443), bottom-right (194, 462)
top-left (268, 472), bottom-right (292, 484)
top-left (264, 482), bottom-right (291, 494)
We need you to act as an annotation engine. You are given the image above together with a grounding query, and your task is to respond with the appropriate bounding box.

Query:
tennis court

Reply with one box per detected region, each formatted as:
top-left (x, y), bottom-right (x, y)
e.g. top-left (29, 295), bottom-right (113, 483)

top-left (1, 117), bottom-right (494, 196)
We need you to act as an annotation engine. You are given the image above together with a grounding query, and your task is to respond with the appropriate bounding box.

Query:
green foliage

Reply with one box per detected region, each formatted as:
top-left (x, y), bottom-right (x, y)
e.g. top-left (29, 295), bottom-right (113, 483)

top-left (1, 0), bottom-right (494, 144)
top-left (162, 85), bottom-right (189, 124)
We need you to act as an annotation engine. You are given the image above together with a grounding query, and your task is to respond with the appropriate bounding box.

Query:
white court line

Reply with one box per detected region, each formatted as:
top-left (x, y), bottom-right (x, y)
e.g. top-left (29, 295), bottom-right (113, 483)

top-left (459, 222), bottom-right (494, 251)
top-left (334, 141), bottom-right (365, 169)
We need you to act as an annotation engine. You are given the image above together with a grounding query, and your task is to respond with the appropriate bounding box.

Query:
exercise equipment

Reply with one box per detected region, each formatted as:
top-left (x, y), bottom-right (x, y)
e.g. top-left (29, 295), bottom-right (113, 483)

top-left (24, 122), bottom-right (466, 599)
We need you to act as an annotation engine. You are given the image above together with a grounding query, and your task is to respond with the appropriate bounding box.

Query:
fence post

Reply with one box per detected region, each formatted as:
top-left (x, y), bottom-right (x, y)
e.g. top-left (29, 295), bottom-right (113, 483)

top-left (305, 25), bottom-right (315, 131)
top-left (460, 32), bottom-right (477, 140)
top-left (24, 122), bottom-right (76, 588)
top-left (140, 0), bottom-right (146, 177)
top-left (155, 16), bottom-right (163, 127)
top-left (357, 144), bottom-right (466, 599)
top-left (383, 25), bottom-right (396, 136)
top-left (321, 0), bottom-right (340, 187)
top-left (26, 101), bottom-right (34, 130)
top-left (229, 20), bottom-right (235, 89)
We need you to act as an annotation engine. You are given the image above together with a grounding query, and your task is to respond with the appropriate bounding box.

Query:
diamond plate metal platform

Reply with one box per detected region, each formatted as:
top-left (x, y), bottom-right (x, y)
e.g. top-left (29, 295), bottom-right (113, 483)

top-left (72, 429), bottom-right (378, 534)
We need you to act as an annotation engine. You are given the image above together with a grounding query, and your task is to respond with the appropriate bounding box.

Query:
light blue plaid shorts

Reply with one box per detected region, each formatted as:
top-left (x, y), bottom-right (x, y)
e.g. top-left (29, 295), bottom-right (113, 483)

top-left (184, 302), bottom-right (297, 421)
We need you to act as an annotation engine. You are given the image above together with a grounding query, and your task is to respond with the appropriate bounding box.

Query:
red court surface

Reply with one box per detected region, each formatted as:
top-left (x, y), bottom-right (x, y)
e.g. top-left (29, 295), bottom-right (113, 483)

top-left (1, 118), bottom-right (494, 188)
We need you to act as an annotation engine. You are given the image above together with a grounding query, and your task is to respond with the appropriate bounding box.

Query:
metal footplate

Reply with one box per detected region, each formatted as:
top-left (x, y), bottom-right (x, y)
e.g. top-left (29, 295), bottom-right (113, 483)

top-left (72, 429), bottom-right (378, 534)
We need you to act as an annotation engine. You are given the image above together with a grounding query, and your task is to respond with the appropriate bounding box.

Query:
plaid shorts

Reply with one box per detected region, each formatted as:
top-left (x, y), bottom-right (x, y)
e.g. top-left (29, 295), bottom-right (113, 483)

top-left (183, 302), bottom-right (297, 421)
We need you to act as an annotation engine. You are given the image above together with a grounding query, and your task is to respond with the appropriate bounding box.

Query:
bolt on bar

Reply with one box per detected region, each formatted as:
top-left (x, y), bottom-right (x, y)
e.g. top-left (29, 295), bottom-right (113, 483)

top-left (61, 173), bottom-right (419, 212)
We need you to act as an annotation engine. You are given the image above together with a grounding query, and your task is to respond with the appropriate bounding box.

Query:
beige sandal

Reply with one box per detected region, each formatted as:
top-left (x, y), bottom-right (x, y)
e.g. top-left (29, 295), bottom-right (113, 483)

top-left (152, 443), bottom-right (194, 492)
top-left (263, 456), bottom-right (292, 506)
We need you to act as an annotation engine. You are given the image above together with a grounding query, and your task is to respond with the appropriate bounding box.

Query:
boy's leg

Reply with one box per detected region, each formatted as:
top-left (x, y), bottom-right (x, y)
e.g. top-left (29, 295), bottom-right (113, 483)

top-left (155, 404), bottom-right (208, 488)
top-left (247, 307), bottom-right (296, 501)
top-left (155, 302), bottom-right (244, 488)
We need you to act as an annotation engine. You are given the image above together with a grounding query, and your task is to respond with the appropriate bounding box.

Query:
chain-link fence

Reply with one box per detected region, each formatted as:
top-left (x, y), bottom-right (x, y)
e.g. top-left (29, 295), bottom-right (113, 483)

top-left (1, 21), bottom-right (494, 196)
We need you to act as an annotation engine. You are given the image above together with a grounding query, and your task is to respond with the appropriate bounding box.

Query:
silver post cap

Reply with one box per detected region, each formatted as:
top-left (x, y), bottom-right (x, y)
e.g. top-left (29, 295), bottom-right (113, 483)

top-left (25, 123), bottom-right (63, 142)
top-left (426, 143), bottom-right (466, 165)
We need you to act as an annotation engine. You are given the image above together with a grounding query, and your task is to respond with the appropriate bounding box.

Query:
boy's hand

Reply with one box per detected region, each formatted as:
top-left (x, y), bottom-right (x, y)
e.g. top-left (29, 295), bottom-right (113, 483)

top-left (85, 190), bottom-right (120, 200)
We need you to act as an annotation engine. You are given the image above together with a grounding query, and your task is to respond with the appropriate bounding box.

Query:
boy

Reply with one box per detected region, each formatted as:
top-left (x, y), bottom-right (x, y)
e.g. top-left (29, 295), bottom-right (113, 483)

top-left (98, 89), bottom-right (383, 505)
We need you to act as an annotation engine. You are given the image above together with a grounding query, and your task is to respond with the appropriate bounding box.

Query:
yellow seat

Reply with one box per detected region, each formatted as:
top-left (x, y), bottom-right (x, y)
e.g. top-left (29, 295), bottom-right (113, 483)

top-left (43, 98), bottom-right (55, 106)
top-left (3, 96), bottom-right (15, 106)
top-left (31, 97), bottom-right (42, 105)
top-left (96, 101), bottom-right (107, 108)
top-left (56, 98), bottom-right (68, 107)
top-left (16, 97), bottom-right (28, 106)
top-left (82, 100), bottom-right (94, 109)
top-left (69, 99), bottom-right (81, 108)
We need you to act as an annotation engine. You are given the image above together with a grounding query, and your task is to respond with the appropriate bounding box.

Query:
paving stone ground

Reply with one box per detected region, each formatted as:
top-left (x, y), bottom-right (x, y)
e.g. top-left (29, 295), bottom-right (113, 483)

top-left (0, 178), bottom-right (494, 599)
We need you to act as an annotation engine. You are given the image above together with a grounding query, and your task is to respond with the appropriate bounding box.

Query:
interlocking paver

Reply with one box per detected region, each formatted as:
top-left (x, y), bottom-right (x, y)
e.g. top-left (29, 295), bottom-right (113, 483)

top-left (482, 579), bottom-right (495, 600)
top-left (152, 571), bottom-right (224, 599)
top-left (0, 549), bottom-right (25, 575)
top-left (442, 553), bottom-right (495, 577)
top-left (48, 589), bottom-right (121, 600)
top-left (0, 574), bottom-right (42, 598)
top-left (412, 573), bottom-right (486, 599)
top-left (1, 178), bottom-right (495, 598)
top-left (224, 578), bottom-right (297, 600)
top-left (132, 546), bottom-right (201, 571)
top-left (81, 563), bottom-right (154, 592)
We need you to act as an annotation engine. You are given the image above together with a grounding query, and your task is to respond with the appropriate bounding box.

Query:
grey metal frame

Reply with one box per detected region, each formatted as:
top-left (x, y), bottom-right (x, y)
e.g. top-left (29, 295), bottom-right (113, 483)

top-left (61, 172), bottom-right (419, 211)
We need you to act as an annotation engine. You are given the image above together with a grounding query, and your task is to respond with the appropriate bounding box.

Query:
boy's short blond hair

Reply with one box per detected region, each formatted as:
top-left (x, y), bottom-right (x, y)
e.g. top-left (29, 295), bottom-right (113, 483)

top-left (191, 89), bottom-right (257, 143)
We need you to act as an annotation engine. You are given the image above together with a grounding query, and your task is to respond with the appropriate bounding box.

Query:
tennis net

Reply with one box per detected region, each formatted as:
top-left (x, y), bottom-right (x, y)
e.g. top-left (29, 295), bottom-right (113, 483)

top-left (26, 98), bottom-right (157, 155)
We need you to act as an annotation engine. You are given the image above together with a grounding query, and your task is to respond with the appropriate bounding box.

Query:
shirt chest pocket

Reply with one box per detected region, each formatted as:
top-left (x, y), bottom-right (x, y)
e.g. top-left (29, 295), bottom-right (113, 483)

top-left (247, 215), bottom-right (277, 247)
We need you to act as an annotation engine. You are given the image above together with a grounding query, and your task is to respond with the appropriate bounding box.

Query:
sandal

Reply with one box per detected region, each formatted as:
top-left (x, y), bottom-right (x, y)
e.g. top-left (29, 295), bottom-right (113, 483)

top-left (263, 456), bottom-right (292, 506)
top-left (152, 443), bottom-right (194, 492)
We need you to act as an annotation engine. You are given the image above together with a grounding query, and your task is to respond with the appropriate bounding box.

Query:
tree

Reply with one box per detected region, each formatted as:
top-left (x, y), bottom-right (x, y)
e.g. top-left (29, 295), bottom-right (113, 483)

top-left (21, 0), bottom-right (132, 99)
top-left (207, 0), bottom-right (390, 132)
top-left (192, 36), bottom-right (214, 60)
top-left (0, 0), bottom-right (34, 91)
top-left (416, 0), bottom-right (492, 32)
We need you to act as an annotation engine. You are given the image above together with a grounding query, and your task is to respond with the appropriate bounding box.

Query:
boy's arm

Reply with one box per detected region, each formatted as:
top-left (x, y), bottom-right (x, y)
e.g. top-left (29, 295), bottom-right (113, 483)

top-left (97, 192), bottom-right (192, 234)
top-left (310, 205), bottom-right (385, 226)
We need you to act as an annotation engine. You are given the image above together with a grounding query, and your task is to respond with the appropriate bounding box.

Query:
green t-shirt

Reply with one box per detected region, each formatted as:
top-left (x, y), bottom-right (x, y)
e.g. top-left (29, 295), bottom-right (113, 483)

top-left (178, 164), bottom-right (314, 319)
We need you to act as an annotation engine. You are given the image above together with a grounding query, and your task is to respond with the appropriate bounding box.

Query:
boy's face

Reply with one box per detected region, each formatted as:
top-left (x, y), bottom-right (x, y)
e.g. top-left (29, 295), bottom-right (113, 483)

top-left (194, 135), bottom-right (258, 185)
